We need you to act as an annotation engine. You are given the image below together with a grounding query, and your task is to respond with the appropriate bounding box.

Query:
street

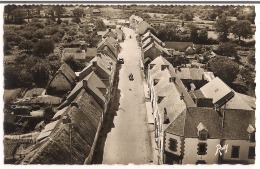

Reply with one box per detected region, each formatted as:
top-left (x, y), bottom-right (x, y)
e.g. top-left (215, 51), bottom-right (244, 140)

top-left (92, 27), bottom-right (153, 164)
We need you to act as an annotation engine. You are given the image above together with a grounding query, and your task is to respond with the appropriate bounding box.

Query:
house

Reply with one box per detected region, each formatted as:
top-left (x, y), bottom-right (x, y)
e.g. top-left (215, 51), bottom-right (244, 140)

top-left (147, 57), bottom-right (255, 164)
top-left (137, 21), bottom-right (152, 35)
top-left (193, 77), bottom-right (255, 110)
top-left (114, 27), bottom-right (125, 42)
top-left (85, 7), bottom-right (93, 17)
top-left (79, 52), bottom-right (116, 87)
top-left (164, 107), bottom-right (255, 164)
top-left (174, 67), bottom-right (210, 90)
top-left (21, 89), bottom-right (103, 164)
top-left (142, 43), bottom-right (171, 67)
top-left (62, 48), bottom-right (87, 61)
top-left (46, 63), bottom-right (76, 95)
top-left (142, 37), bottom-right (164, 51)
top-left (4, 88), bottom-right (23, 104)
top-left (103, 28), bottom-right (117, 39)
top-left (164, 42), bottom-right (194, 54)
top-left (59, 71), bottom-right (108, 117)
top-left (96, 37), bottom-right (118, 61)
top-left (92, 8), bottom-right (101, 15)
top-left (129, 14), bottom-right (143, 31)
top-left (141, 30), bottom-right (162, 45)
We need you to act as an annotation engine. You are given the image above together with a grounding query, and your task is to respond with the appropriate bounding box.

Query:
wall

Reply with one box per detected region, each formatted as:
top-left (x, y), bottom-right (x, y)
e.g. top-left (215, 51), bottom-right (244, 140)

top-left (144, 46), bottom-right (160, 61)
top-left (182, 138), bottom-right (220, 164)
top-left (221, 139), bottom-right (255, 164)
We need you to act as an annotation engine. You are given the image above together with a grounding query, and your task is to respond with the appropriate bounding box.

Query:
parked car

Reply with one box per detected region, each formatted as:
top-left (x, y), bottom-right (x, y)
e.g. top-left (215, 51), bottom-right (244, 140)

top-left (118, 58), bottom-right (124, 64)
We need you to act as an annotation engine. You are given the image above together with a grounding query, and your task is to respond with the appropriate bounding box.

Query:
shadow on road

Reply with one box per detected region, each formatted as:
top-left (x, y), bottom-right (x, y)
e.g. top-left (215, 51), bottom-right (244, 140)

top-left (91, 64), bottom-right (122, 164)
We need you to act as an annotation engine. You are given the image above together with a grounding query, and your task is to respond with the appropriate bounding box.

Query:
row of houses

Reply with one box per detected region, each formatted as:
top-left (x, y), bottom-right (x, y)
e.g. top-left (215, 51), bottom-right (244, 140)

top-left (4, 28), bottom-right (121, 164)
top-left (147, 56), bottom-right (255, 165)
top-left (132, 14), bottom-right (256, 164)
top-left (140, 30), bottom-right (195, 68)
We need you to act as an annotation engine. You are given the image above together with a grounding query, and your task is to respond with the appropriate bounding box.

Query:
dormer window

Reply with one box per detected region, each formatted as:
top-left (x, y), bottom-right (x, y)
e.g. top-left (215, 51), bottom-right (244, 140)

top-left (247, 124), bottom-right (255, 142)
top-left (197, 122), bottom-right (208, 140)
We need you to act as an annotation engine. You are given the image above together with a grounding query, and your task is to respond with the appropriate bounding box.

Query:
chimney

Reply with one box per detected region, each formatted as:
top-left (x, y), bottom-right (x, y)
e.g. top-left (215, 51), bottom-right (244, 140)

top-left (178, 66), bottom-right (181, 71)
top-left (109, 28), bottom-right (111, 32)
top-left (163, 108), bottom-right (170, 124)
top-left (169, 77), bottom-right (176, 83)
top-left (149, 64), bottom-right (155, 70)
top-left (175, 68), bottom-right (177, 73)
top-left (97, 52), bottom-right (101, 57)
top-left (83, 80), bottom-right (89, 90)
top-left (157, 96), bottom-right (164, 104)
top-left (71, 102), bottom-right (78, 108)
top-left (158, 51), bottom-right (163, 56)
top-left (161, 65), bottom-right (169, 71)
top-left (180, 93), bottom-right (184, 100)
top-left (92, 61), bottom-right (97, 71)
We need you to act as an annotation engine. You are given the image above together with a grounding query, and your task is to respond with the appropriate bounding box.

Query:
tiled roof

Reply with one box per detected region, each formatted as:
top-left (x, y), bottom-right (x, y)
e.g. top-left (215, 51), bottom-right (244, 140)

top-left (24, 88), bottom-right (45, 98)
top-left (4, 88), bottom-right (22, 102)
top-left (103, 30), bottom-right (117, 39)
top-left (164, 42), bottom-right (193, 52)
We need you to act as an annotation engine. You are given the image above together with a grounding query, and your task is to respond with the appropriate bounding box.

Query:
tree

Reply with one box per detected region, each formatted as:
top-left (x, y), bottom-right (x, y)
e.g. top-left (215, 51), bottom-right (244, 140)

top-left (209, 12), bottom-right (218, 20)
top-left (215, 15), bottom-right (232, 42)
top-left (209, 56), bottom-right (239, 85)
top-left (4, 42), bottom-right (12, 55)
top-left (31, 60), bottom-right (50, 87)
top-left (18, 40), bottom-right (34, 51)
top-left (64, 56), bottom-right (85, 72)
top-left (13, 8), bottom-right (25, 24)
top-left (187, 23), bottom-right (198, 42)
top-left (247, 50), bottom-right (255, 65)
top-left (95, 19), bottom-right (106, 31)
top-left (73, 8), bottom-right (84, 18)
top-left (198, 28), bottom-right (208, 43)
top-left (215, 42), bottom-right (238, 61)
top-left (49, 5), bottom-right (66, 24)
top-left (43, 107), bottom-right (55, 123)
top-left (34, 39), bottom-right (55, 58)
top-left (231, 20), bottom-right (253, 42)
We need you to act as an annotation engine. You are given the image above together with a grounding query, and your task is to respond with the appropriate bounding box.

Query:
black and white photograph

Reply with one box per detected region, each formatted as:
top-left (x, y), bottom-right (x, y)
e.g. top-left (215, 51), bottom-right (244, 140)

top-left (2, 2), bottom-right (257, 165)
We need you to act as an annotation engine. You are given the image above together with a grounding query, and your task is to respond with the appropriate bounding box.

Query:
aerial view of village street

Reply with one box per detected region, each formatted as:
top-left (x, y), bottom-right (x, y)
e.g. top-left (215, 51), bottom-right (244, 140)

top-left (3, 4), bottom-right (256, 165)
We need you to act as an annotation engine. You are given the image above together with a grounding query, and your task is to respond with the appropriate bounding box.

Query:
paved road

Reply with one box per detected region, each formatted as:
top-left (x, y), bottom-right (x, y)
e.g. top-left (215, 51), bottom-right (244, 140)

top-left (100, 27), bottom-right (152, 164)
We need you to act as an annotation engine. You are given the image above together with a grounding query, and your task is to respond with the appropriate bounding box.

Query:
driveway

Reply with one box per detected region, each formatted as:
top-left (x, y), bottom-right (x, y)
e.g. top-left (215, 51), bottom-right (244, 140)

top-left (101, 27), bottom-right (152, 164)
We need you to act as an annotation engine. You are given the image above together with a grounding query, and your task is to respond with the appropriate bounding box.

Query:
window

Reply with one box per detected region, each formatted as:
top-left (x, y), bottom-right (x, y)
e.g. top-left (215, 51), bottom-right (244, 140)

top-left (169, 138), bottom-right (177, 152)
top-left (248, 146), bottom-right (255, 159)
top-left (249, 132), bottom-right (255, 142)
top-left (231, 146), bottom-right (240, 158)
top-left (197, 143), bottom-right (207, 155)
top-left (199, 131), bottom-right (208, 140)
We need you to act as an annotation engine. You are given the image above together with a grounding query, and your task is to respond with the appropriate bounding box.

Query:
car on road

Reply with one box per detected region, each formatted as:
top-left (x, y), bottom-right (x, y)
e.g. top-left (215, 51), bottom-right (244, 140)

top-left (118, 58), bottom-right (124, 64)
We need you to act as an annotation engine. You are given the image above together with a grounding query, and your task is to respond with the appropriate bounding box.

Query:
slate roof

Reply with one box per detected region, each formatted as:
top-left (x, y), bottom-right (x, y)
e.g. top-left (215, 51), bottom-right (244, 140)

top-left (143, 43), bottom-right (171, 56)
top-left (137, 21), bottom-right (151, 35)
top-left (175, 68), bottom-right (204, 80)
top-left (85, 48), bottom-right (98, 58)
top-left (141, 31), bottom-right (162, 44)
top-left (222, 92), bottom-right (254, 110)
top-left (200, 77), bottom-right (233, 105)
top-left (164, 42), bottom-right (194, 52)
top-left (79, 54), bottom-right (114, 84)
top-left (67, 71), bottom-right (107, 105)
